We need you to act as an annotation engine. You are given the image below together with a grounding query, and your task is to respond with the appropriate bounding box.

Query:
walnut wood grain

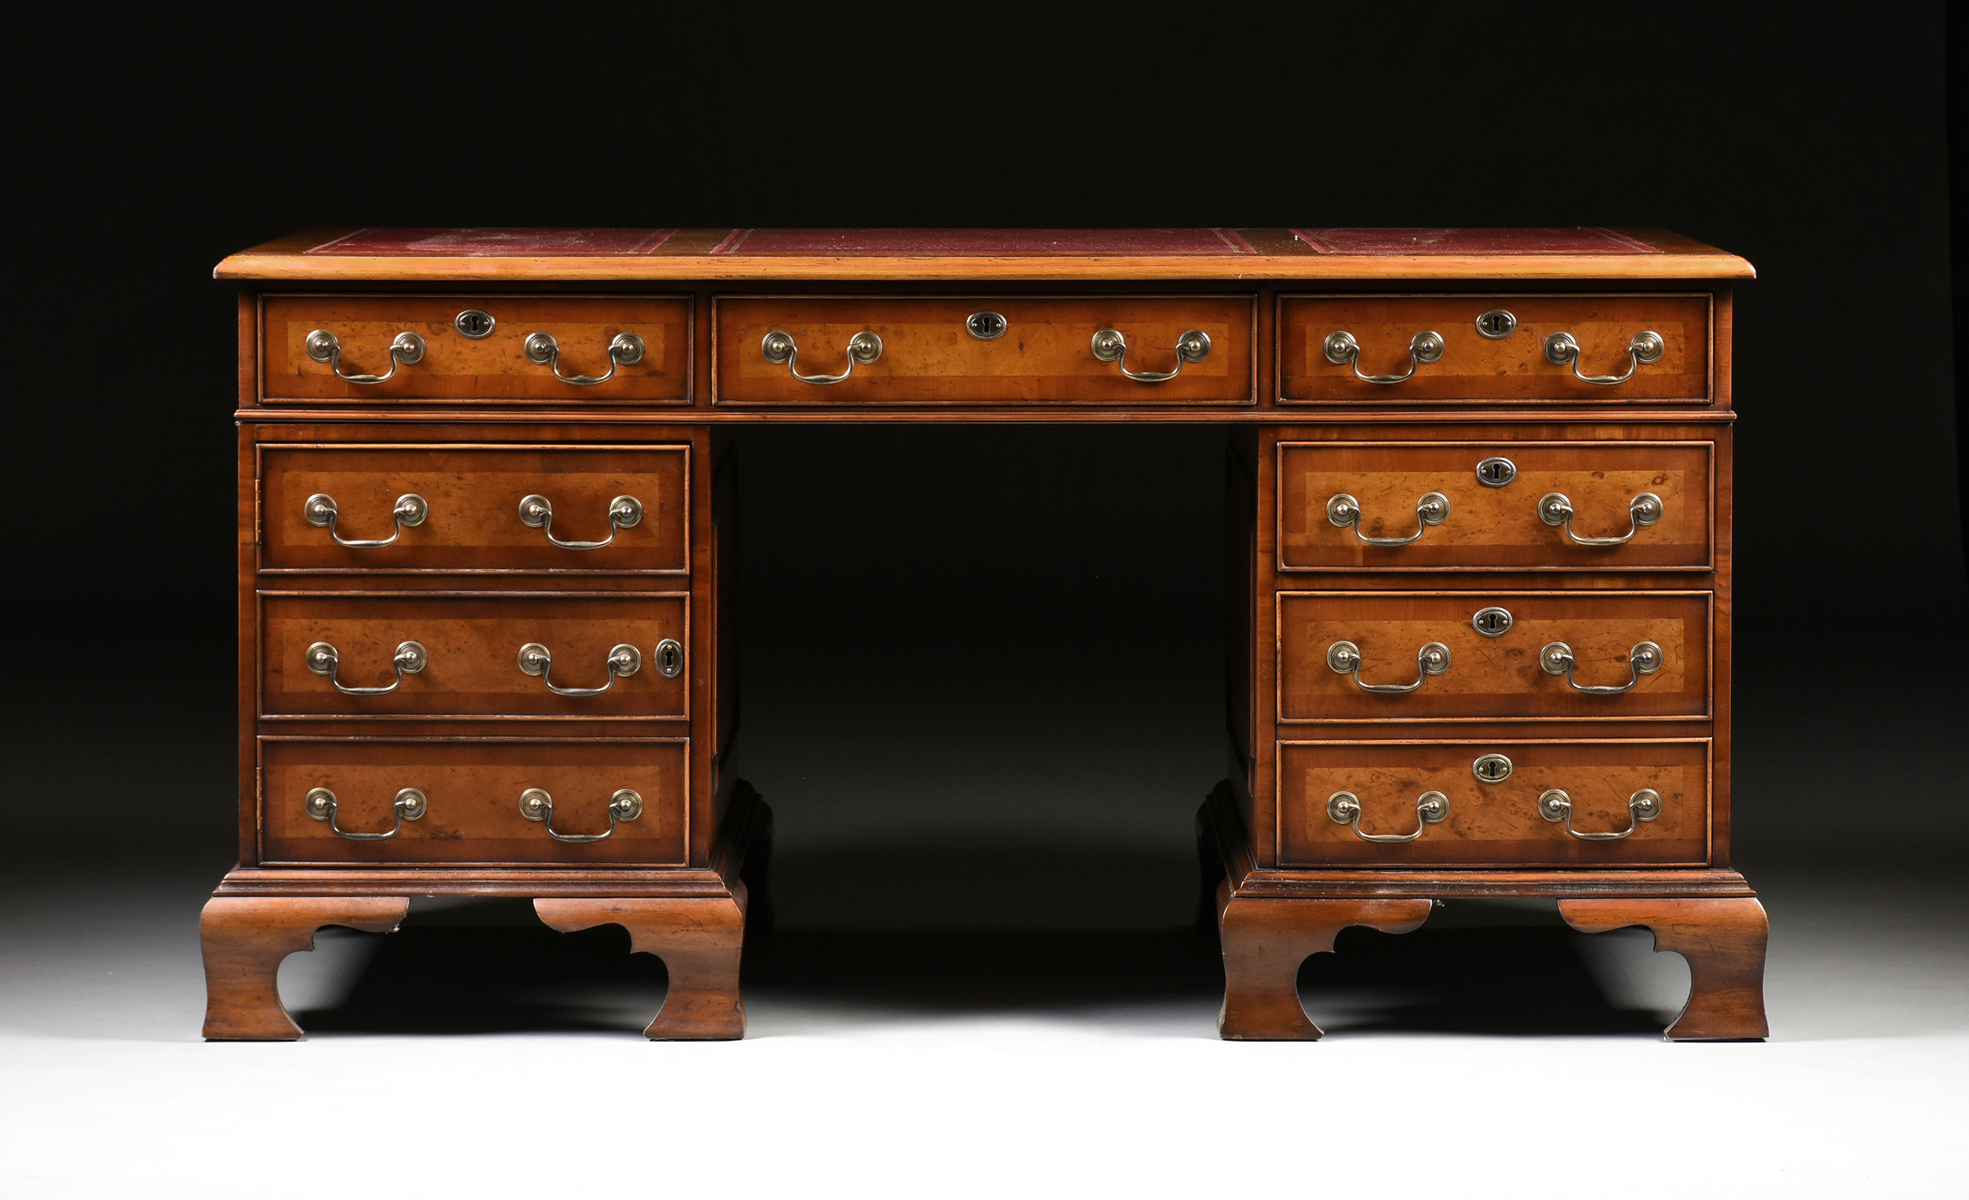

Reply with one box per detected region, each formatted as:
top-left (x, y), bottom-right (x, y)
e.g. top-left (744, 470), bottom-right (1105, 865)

top-left (200, 896), bottom-right (409, 1040)
top-left (1215, 886), bottom-right (1432, 1039)
top-left (216, 782), bottom-right (769, 898)
top-left (534, 894), bottom-right (748, 1039)
top-left (1250, 419), bottom-right (1733, 872)
top-left (1711, 420), bottom-right (1735, 863)
top-left (1225, 436), bottom-right (1260, 796)
top-left (213, 866), bottom-right (733, 897)
top-left (687, 425), bottom-right (719, 864)
top-left (1276, 739), bottom-right (1710, 867)
top-left (1202, 782), bottom-right (1753, 900)
top-left (259, 737), bottom-right (688, 865)
top-left (260, 295), bottom-right (691, 403)
top-left (1278, 590), bottom-right (1710, 722)
top-left (1558, 897), bottom-right (1769, 1040)
top-left (237, 426), bottom-right (260, 866)
top-left (713, 295), bottom-right (1255, 404)
top-left (259, 592), bottom-right (688, 719)
top-left (1278, 440), bottom-right (1713, 571)
top-left (1279, 293), bottom-right (1711, 402)
top-left (258, 444), bottom-right (688, 574)
top-left (214, 230), bottom-right (1754, 1044)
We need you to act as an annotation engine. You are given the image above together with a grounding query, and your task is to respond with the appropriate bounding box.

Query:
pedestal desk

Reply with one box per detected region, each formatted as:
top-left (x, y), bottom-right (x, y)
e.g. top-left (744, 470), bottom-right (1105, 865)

top-left (202, 227), bottom-right (1768, 1041)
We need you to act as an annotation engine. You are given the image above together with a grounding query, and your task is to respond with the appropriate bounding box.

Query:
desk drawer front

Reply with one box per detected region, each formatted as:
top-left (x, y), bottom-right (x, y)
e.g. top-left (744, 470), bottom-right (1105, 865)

top-left (1279, 294), bottom-right (1710, 403)
top-left (1279, 591), bottom-right (1710, 722)
top-left (713, 296), bottom-right (1255, 404)
top-left (1276, 739), bottom-right (1710, 867)
top-left (260, 738), bottom-right (687, 865)
top-left (260, 445), bottom-right (688, 573)
top-left (261, 593), bottom-right (688, 719)
top-left (1278, 441), bottom-right (1712, 571)
top-left (260, 295), bottom-right (691, 403)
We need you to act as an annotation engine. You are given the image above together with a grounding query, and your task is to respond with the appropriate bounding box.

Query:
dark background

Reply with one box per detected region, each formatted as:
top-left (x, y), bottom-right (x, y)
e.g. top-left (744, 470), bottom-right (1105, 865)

top-left (9, 5), bottom-right (1963, 893)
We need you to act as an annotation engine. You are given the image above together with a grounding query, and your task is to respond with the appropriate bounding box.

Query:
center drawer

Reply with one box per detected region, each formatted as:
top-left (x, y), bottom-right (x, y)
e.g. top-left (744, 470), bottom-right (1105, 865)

top-left (712, 295), bottom-right (1256, 404)
top-left (260, 593), bottom-right (688, 719)
top-left (1277, 440), bottom-right (1712, 571)
top-left (1278, 591), bottom-right (1710, 722)
top-left (260, 737), bottom-right (688, 865)
top-left (1276, 739), bottom-right (1710, 867)
top-left (259, 444), bottom-right (689, 574)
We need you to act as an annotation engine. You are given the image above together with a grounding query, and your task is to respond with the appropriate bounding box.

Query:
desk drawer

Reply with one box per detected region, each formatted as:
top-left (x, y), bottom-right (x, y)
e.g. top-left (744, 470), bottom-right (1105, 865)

top-left (260, 294), bottom-right (691, 403)
top-left (1279, 591), bottom-right (1710, 722)
top-left (1279, 294), bottom-right (1710, 403)
top-left (260, 737), bottom-right (687, 865)
top-left (713, 295), bottom-right (1255, 404)
top-left (1277, 441), bottom-right (1711, 571)
top-left (259, 445), bottom-right (688, 574)
top-left (1276, 739), bottom-right (1709, 867)
top-left (261, 593), bottom-right (688, 720)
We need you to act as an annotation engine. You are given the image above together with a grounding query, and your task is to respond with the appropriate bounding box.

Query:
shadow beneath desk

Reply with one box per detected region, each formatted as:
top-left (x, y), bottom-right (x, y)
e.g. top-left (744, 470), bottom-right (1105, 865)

top-left (291, 902), bottom-right (1666, 1037)
top-left (1300, 925), bottom-right (1669, 1037)
top-left (742, 928), bottom-right (1223, 1015)
top-left (296, 917), bottom-right (665, 1036)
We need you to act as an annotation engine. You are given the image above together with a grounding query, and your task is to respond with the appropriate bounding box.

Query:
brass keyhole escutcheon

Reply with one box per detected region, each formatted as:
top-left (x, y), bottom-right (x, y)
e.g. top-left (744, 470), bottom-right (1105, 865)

top-left (454, 309), bottom-right (496, 339)
top-left (1475, 308), bottom-right (1517, 339)
top-left (1472, 607), bottom-right (1513, 637)
top-left (1472, 753), bottom-right (1514, 783)
top-left (1475, 456), bottom-right (1517, 487)
top-left (966, 310), bottom-right (1008, 340)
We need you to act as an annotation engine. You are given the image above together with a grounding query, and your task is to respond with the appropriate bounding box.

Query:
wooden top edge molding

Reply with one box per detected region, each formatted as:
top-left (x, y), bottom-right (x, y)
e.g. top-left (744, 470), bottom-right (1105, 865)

top-left (236, 407), bottom-right (1740, 425)
top-left (214, 227), bottom-right (1755, 281)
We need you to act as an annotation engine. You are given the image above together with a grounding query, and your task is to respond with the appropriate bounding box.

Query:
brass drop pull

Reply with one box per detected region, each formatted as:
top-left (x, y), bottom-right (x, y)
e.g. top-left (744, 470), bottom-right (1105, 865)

top-left (519, 787), bottom-right (643, 843)
top-left (761, 330), bottom-right (882, 384)
top-left (1090, 328), bottom-right (1211, 383)
top-left (1327, 491), bottom-right (1450, 546)
top-left (524, 331), bottom-right (645, 385)
top-left (306, 641), bottom-right (427, 695)
top-left (1539, 491), bottom-right (1663, 547)
top-left (517, 643), bottom-right (641, 696)
top-left (305, 329), bottom-right (426, 384)
top-left (1540, 641), bottom-right (1663, 695)
top-left (304, 492), bottom-right (428, 548)
top-left (1539, 788), bottom-right (1662, 841)
top-left (1326, 640), bottom-right (1451, 694)
top-left (306, 787), bottom-right (427, 841)
top-left (1543, 330), bottom-right (1664, 385)
top-left (1327, 789), bottom-right (1451, 843)
top-left (1323, 329), bottom-right (1444, 385)
top-left (517, 494), bottom-right (642, 550)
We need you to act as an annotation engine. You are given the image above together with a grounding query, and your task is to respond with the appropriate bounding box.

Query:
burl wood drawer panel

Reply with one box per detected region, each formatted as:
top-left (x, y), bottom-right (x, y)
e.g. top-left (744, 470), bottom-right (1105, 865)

top-left (260, 738), bottom-right (687, 865)
top-left (1278, 441), bottom-right (1712, 571)
top-left (259, 445), bottom-right (688, 574)
top-left (1276, 739), bottom-right (1710, 867)
top-left (1279, 591), bottom-right (1710, 722)
top-left (712, 295), bottom-right (1255, 404)
top-left (1278, 294), bottom-right (1710, 403)
top-left (260, 295), bottom-right (691, 403)
top-left (261, 593), bottom-right (688, 720)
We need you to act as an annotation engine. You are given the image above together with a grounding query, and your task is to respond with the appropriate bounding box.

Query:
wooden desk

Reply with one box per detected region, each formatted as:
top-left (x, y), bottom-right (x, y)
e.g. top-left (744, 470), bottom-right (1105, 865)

top-left (202, 227), bottom-right (1767, 1041)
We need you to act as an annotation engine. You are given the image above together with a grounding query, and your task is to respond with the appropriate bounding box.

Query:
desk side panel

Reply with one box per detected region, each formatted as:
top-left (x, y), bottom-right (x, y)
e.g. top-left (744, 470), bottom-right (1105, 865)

top-left (238, 418), bottom-right (260, 865)
top-left (1226, 432), bottom-right (1259, 817)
